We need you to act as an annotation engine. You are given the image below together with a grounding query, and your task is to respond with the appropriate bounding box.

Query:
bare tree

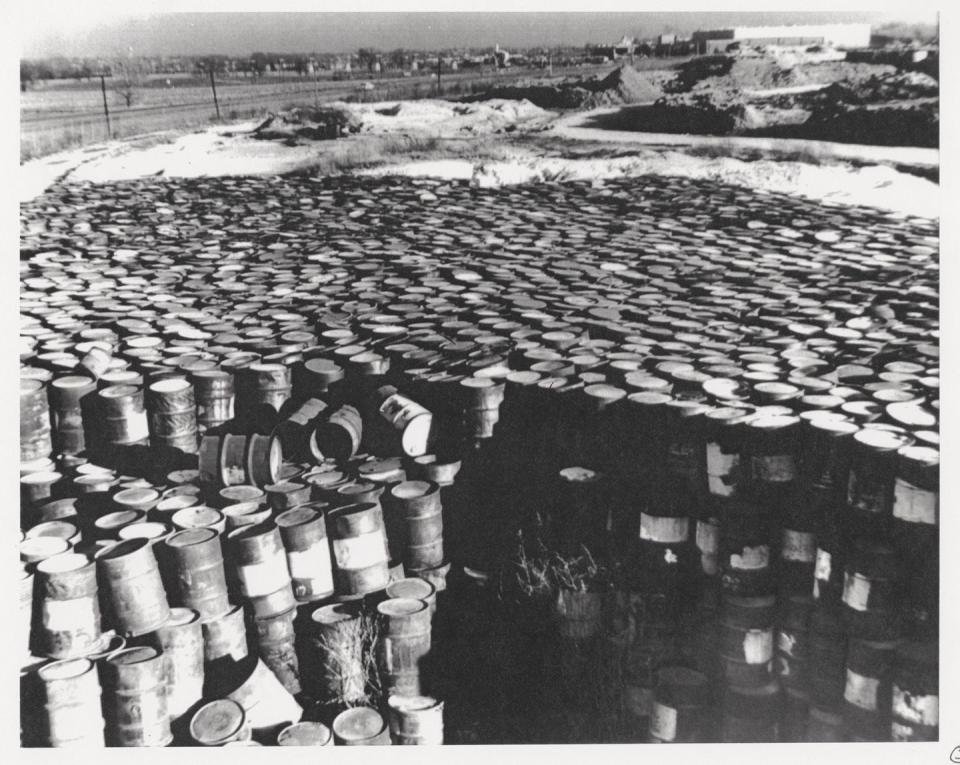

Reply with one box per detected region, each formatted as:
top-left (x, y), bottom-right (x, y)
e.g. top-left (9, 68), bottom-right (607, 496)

top-left (111, 51), bottom-right (143, 108)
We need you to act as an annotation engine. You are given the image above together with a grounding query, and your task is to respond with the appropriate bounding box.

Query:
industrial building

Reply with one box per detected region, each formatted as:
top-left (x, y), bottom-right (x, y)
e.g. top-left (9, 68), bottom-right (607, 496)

top-left (692, 23), bottom-right (871, 54)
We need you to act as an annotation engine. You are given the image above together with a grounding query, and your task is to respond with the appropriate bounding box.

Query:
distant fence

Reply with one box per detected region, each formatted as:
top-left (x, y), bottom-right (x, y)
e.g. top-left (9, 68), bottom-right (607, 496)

top-left (20, 63), bottom-right (612, 161)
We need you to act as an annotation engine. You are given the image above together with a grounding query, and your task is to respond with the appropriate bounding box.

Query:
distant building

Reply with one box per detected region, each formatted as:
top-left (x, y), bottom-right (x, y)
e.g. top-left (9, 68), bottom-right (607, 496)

top-left (494, 44), bottom-right (511, 68)
top-left (691, 23), bottom-right (871, 53)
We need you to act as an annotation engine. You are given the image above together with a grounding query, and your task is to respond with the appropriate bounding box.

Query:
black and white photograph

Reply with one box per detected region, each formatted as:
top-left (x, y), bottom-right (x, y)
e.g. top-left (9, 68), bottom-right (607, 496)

top-left (14, 2), bottom-right (948, 755)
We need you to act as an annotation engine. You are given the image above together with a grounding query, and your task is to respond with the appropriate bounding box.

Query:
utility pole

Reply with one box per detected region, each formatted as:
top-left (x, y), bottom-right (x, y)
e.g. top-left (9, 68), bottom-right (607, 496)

top-left (209, 68), bottom-right (221, 121)
top-left (313, 66), bottom-right (319, 108)
top-left (549, 51), bottom-right (553, 76)
top-left (436, 55), bottom-right (441, 95)
top-left (99, 74), bottom-right (111, 138)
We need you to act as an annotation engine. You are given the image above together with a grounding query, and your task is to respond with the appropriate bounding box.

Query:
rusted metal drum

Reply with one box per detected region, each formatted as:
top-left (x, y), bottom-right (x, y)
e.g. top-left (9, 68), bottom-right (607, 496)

top-left (95, 384), bottom-right (150, 449)
top-left (35, 553), bottom-right (101, 659)
top-left (842, 637), bottom-right (897, 740)
top-left (200, 603), bottom-right (248, 665)
top-left (807, 705), bottom-right (846, 742)
top-left (189, 698), bottom-right (251, 746)
top-left (648, 666), bottom-right (711, 743)
top-left (219, 433), bottom-right (249, 487)
top-left (808, 607), bottom-right (847, 709)
top-left (275, 506), bottom-right (334, 603)
top-left (387, 695), bottom-right (444, 745)
top-left (20, 377), bottom-right (52, 463)
top-left (20, 565), bottom-right (34, 659)
top-left (246, 432), bottom-right (281, 489)
top-left (890, 640), bottom-right (937, 741)
top-left (273, 398), bottom-right (327, 462)
top-left (840, 540), bottom-right (901, 640)
top-left (101, 646), bottom-right (172, 746)
top-left (719, 680), bottom-right (781, 742)
top-left (164, 527), bottom-right (231, 620)
top-left (217, 656), bottom-right (303, 743)
top-left (191, 369), bottom-right (235, 432)
top-left (226, 522), bottom-right (295, 618)
top-left (312, 404), bottom-right (362, 462)
top-left (146, 377), bottom-right (198, 454)
top-left (36, 657), bottom-right (105, 747)
top-left (49, 376), bottom-right (97, 455)
top-left (391, 480), bottom-right (443, 571)
top-left (327, 502), bottom-right (390, 596)
top-left (775, 594), bottom-right (813, 694)
top-left (251, 607), bottom-right (300, 695)
top-left (95, 538), bottom-right (171, 637)
top-left (718, 594), bottom-right (776, 688)
top-left (21, 470), bottom-right (63, 510)
top-left (145, 608), bottom-right (205, 726)
top-left (308, 601), bottom-right (367, 704)
top-left (376, 385), bottom-right (434, 457)
top-left (332, 706), bottom-right (392, 746)
top-left (277, 720), bottom-right (333, 746)
top-left (376, 597), bottom-right (432, 698)
top-left (197, 434), bottom-right (222, 487)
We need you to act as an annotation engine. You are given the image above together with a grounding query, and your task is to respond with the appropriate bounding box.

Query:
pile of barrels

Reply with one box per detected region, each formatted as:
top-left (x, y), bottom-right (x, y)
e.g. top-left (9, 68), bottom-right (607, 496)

top-left (19, 172), bottom-right (938, 745)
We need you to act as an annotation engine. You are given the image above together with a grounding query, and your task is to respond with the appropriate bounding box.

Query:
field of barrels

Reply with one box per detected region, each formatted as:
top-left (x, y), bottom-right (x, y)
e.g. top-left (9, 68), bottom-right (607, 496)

top-left (19, 169), bottom-right (939, 746)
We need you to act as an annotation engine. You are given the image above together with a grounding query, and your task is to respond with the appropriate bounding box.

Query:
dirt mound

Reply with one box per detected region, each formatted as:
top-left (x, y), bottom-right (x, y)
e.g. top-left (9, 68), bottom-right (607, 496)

top-left (670, 54), bottom-right (898, 94)
top-left (463, 66), bottom-right (662, 110)
top-left (252, 105), bottom-right (361, 142)
top-left (800, 101), bottom-right (938, 148)
top-left (810, 71), bottom-right (939, 106)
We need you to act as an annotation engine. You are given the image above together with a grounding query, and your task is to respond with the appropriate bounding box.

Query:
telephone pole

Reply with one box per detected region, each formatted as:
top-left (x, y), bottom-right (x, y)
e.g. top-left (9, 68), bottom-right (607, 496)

top-left (99, 74), bottom-right (112, 138)
top-left (209, 69), bottom-right (221, 121)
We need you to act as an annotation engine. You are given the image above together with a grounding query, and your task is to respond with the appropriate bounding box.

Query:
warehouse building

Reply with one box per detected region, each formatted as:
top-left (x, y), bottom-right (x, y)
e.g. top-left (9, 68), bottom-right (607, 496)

top-left (692, 23), bottom-right (871, 54)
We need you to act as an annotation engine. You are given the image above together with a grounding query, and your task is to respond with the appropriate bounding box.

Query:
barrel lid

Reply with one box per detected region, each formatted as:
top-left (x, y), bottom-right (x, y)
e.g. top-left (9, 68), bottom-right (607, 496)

top-left (167, 526), bottom-right (219, 547)
top-left (26, 520), bottom-right (78, 540)
top-left (107, 645), bottom-right (160, 666)
top-left (98, 384), bottom-right (138, 399)
top-left (377, 597), bottom-right (428, 618)
top-left (391, 480), bottom-right (437, 499)
top-left (276, 506), bottom-right (322, 527)
top-left (119, 522), bottom-right (171, 541)
top-left (21, 471), bottom-right (62, 486)
top-left (20, 536), bottom-right (70, 559)
top-left (190, 698), bottom-right (247, 744)
top-left (51, 374), bottom-right (97, 390)
top-left (156, 494), bottom-right (199, 512)
top-left (20, 377), bottom-right (43, 393)
top-left (37, 657), bottom-right (93, 682)
top-left (148, 376), bottom-right (191, 394)
top-left (219, 485), bottom-right (265, 503)
top-left (35, 552), bottom-right (89, 574)
top-left (113, 487), bottom-right (160, 505)
top-left (387, 694), bottom-right (442, 713)
top-left (886, 401), bottom-right (937, 429)
top-left (173, 506), bottom-right (224, 529)
top-left (386, 577), bottom-right (435, 601)
top-left (333, 706), bottom-right (385, 741)
top-left (311, 601), bottom-right (362, 625)
top-left (853, 428), bottom-right (913, 452)
top-left (897, 445), bottom-right (939, 468)
top-left (277, 721), bottom-right (333, 746)
top-left (165, 607), bottom-right (200, 627)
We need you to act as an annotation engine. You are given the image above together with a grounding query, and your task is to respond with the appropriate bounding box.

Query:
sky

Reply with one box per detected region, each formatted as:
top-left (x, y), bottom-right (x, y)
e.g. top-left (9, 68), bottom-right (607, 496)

top-left (21, 8), bottom-right (939, 59)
